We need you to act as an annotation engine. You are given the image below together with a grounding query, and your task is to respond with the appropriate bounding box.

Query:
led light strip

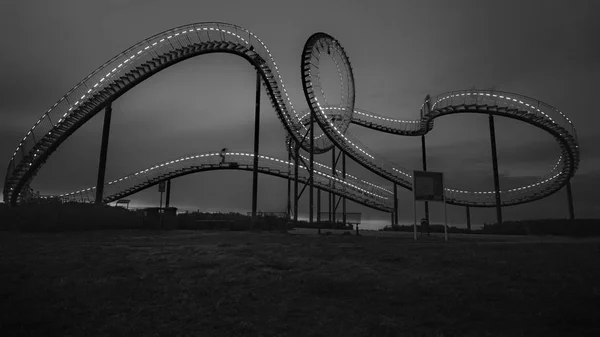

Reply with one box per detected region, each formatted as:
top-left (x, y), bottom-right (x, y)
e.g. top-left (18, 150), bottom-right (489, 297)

top-left (60, 152), bottom-right (389, 202)
top-left (7, 24), bottom-right (578, 208)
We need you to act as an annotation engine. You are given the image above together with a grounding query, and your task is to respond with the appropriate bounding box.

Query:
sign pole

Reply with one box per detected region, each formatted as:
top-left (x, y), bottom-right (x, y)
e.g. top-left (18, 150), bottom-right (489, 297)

top-left (413, 170), bottom-right (445, 242)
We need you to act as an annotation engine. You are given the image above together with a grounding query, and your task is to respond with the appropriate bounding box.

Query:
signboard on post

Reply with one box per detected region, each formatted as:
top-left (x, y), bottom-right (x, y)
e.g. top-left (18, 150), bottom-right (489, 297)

top-left (414, 171), bottom-right (444, 201)
top-left (413, 170), bottom-right (448, 241)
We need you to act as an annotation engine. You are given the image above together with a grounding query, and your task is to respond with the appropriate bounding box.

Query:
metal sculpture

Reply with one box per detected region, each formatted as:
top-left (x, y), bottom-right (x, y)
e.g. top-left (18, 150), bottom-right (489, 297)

top-left (3, 23), bottom-right (579, 225)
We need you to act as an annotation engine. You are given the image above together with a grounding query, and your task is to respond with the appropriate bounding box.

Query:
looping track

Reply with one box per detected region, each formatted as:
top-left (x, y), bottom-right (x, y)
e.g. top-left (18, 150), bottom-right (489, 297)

top-left (3, 22), bottom-right (579, 208)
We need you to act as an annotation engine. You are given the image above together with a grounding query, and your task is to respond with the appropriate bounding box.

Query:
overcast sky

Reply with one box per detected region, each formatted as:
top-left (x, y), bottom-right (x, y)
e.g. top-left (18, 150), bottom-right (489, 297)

top-left (1, 0), bottom-right (599, 228)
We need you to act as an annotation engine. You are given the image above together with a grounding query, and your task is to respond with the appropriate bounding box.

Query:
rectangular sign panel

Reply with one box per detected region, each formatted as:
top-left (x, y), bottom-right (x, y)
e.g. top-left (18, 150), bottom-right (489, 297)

top-left (413, 170), bottom-right (444, 201)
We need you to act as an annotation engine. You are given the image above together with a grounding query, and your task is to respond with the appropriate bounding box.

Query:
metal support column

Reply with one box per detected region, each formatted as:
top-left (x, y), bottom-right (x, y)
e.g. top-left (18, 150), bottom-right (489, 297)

top-left (394, 184), bottom-right (398, 225)
top-left (328, 186), bottom-right (332, 225)
top-left (287, 151), bottom-right (291, 220)
top-left (317, 188), bottom-right (321, 224)
top-left (489, 113), bottom-right (502, 224)
top-left (342, 153), bottom-right (347, 226)
top-left (466, 205), bottom-right (471, 231)
top-left (566, 180), bottom-right (575, 220)
top-left (309, 111), bottom-right (315, 232)
top-left (331, 147), bottom-right (336, 227)
top-left (421, 134), bottom-right (429, 222)
top-left (165, 179), bottom-right (171, 208)
top-left (294, 144), bottom-right (299, 225)
top-left (95, 102), bottom-right (113, 204)
top-left (252, 69), bottom-right (261, 223)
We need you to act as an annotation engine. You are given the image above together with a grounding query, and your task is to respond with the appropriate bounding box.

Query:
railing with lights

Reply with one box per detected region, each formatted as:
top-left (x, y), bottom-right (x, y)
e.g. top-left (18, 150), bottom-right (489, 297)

top-left (51, 152), bottom-right (392, 212)
top-left (3, 23), bottom-right (579, 209)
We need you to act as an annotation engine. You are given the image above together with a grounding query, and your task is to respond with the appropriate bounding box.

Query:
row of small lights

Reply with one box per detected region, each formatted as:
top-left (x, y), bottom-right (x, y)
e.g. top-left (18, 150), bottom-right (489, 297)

top-left (303, 40), bottom-right (374, 162)
top-left (60, 152), bottom-right (388, 201)
top-left (300, 40), bottom-right (351, 142)
top-left (298, 152), bottom-right (395, 196)
top-left (299, 154), bottom-right (358, 180)
top-left (318, 107), bottom-right (418, 183)
top-left (295, 110), bottom-right (326, 141)
top-left (431, 91), bottom-right (567, 126)
top-left (360, 179), bottom-right (393, 194)
top-left (392, 167), bottom-right (412, 179)
top-left (25, 29), bottom-right (337, 197)
top-left (354, 110), bottom-right (420, 124)
top-left (245, 29), bottom-right (309, 139)
top-left (423, 94), bottom-right (570, 196)
top-left (11, 24), bottom-right (314, 197)
top-left (55, 150), bottom-right (569, 202)
top-left (310, 52), bottom-right (330, 107)
top-left (303, 106), bottom-right (423, 185)
top-left (320, 42), bottom-right (348, 114)
top-left (445, 172), bottom-right (563, 196)
top-left (12, 22), bottom-right (338, 198)
top-left (330, 44), bottom-right (346, 107)
top-left (299, 151), bottom-right (396, 196)
top-left (316, 101), bottom-right (375, 160)
top-left (310, 167), bottom-right (387, 200)
top-left (11, 27), bottom-right (577, 205)
top-left (428, 92), bottom-right (576, 148)
top-left (427, 91), bottom-right (572, 192)
top-left (12, 25), bottom-right (257, 163)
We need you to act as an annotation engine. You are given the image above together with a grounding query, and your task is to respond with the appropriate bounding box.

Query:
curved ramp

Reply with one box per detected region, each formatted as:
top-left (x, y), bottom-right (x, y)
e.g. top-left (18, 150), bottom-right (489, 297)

top-left (55, 152), bottom-right (392, 212)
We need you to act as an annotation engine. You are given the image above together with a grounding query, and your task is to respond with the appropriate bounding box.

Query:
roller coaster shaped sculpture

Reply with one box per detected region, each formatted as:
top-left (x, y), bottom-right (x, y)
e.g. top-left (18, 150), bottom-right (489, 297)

top-left (3, 22), bottom-right (579, 214)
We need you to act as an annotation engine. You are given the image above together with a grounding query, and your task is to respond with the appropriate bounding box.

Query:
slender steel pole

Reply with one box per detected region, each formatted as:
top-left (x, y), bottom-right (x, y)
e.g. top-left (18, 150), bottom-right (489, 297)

top-left (566, 180), bottom-right (575, 220)
top-left (95, 102), bottom-right (113, 204)
top-left (328, 185), bottom-right (332, 225)
top-left (287, 150), bottom-right (291, 220)
top-left (421, 134), bottom-right (429, 222)
top-left (252, 69), bottom-right (261, 223)
top-left (394, 183), bottom-right (398, 225)
top-left (443, 193), bottom-right (448, 242)
top-left (466, 205), bottom-right (471, 231)
top-left (294, 144), bottom-right (299, 225)
top-left (342, 153), bottom-right (346, 226)
top-left (331, 147), bottom-right (335, 227)
top-left (317, 188), bottom-right (321, 224)
top-left (310, 111), bottom-right (315, 232)
top-left (413, 196), bottom-right (417, 241)
top-left (159, 191), bottom-right (164, 229)
top-left (165, 179), bottom-right (171, 208)
top-left (489, 113), bottom-right (503, 224)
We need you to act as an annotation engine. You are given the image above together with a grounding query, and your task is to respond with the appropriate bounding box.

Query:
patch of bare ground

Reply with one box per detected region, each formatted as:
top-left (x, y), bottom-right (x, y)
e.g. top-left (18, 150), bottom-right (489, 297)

top-left (1, 230), bottom-right (599, 336)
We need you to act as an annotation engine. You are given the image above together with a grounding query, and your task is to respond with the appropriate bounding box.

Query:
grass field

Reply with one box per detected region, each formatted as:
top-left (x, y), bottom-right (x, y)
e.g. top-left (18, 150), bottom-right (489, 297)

top-left (1, 230), bottom-right (599, 336)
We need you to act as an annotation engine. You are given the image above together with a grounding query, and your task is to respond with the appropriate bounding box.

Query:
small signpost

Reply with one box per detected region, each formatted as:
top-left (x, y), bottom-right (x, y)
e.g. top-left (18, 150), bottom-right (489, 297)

top-left (413, 170), bottom-right (448, 241)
